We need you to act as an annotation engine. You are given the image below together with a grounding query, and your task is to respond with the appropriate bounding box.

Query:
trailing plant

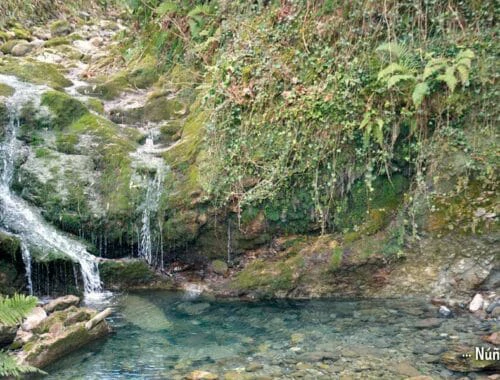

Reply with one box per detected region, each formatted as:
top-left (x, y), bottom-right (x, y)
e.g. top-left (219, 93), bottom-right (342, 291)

top-left (0, 351), bottom-right (46, 378)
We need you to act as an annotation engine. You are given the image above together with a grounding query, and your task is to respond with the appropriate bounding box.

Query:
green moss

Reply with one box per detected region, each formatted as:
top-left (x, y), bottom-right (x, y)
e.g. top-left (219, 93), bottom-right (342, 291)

top-left (44, 37), bottom-right (70, 48)
top-left (0, 83), bottom-right (14, 97)
top-left (335, 174), bottom-right (409, 233)
top-left (55, 132), bottom-right (79, 154)
top-left (329, 247), bottom-right (343, 271)
top-left (144, 96), bottom-right (184, 122)
top-left (99, 260), bottom-right (157, 289)
top-left (35, 147), bottom-right (56, 158)
top-left (79, 73), bottom-right (129, 100)
top-left (41, 90), bottom-right (89, 130)
top-left (0, 39), bottom-right (23, 54)
top-left (0, 231), bottom-right (20, 258)
top-left (0, 31), bottom-right (10, 42)
top-left (50, 20), bottom-right (72, 36)
top-left (11, 27), bottom-right (31, 40)
top-left (127, 54), bottom-right (158, 89)
top-left (0, 57), bottom-right (72, 88)
top-left (85, 98), bottom-right (105, 114)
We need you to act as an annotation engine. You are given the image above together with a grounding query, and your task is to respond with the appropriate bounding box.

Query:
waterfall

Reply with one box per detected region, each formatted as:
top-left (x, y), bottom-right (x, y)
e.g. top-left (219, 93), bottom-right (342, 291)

top-left (139, 169), bottom-right (164, 266)
top-left (0, 74), bottom-right (103, 298)
top-left (20, 242), bottom-right (33, 295)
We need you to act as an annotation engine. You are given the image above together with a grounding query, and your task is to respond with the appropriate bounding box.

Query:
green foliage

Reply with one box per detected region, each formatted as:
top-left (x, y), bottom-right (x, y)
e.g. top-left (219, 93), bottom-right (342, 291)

top-left (41, 91), bottom-right (89, 130)
top-left (0, 294), bottom-right (37, 326)
top-left (0, 351), bottom-right (46, 377)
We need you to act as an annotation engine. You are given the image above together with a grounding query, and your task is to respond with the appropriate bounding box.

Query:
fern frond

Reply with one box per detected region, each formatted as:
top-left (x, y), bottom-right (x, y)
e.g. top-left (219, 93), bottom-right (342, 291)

top-left (412, 82), bottom-right (430, 107)
top-left (0, 351), bottom-right (46, 377)
top-left (376, 42), bottom-right (406, 59)
top-left (377, 63), bottom-right (407, 81)
top-left (387, 74), bottom-right (415, 88)
top-left (188, 5), bottom-right (213, 18)
top-left (437, 67), bottom-right (458, 92)
top-left (155, 2), bottom-right (179, 16)
top-left (0, 294), bottom-right (37, 326)
top-left (455, 65), bottom-right (470, 85)
top-left (423, 58), bottom-right (447, 80)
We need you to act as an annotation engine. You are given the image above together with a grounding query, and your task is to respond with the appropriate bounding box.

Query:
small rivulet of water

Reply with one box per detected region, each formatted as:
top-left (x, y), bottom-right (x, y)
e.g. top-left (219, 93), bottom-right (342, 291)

top-left (0, 74), bottom-right (103, 298)
top-left (139, 168), bottom-right (164, 266)
top-left (20, 242), bottom-right (33, 295)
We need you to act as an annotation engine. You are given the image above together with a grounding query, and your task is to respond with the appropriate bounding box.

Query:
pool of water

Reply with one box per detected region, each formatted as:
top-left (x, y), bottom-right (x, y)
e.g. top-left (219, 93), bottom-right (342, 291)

top-left (46, 291), bottom-right (495, 379)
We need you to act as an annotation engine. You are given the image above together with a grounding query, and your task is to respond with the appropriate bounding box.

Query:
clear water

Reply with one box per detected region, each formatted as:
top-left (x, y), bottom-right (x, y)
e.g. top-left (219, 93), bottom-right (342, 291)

top-left (46, 291), bottom-right (496, 379)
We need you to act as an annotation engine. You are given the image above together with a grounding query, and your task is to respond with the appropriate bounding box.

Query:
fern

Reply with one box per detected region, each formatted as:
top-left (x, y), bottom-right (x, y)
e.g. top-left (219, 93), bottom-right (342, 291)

top-left (376, 42), bottom-right (406, 59)
top-left (187, 5), bottom-right (213, 18)
top-left (0, 351), bottom-right (46, 377)
top-left (437, 66), bottom-right (458, 92)
top-left (0, 294), bottom-right (37, 326)
top-left (377, 63), bottom-right (407, 81)
top-left (423, 57), bottom-right (447, 80)
top-left (387, 74), bottom-right (415, 88)
top-left (412, 82), bottom-right (429, 107)
top-left (155, 1), bottom-right (178, 16)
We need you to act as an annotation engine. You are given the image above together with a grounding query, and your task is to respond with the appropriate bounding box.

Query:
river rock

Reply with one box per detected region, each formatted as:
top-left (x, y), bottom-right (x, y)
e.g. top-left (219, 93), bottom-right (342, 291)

top-left (44, 295), bottom-right (80, 313)
top-left (211, 260), bottom-right (228, 275)
top-left (392, 361), bottom-right (421, 377)
top-left (483, 332), bottom-right (500, 345)
top-left (177, 302), bottom-right (211, 315)
top-left (469, 293), bottom-right (484, 312)
top-left (414, 318), bottom-right (442, 329)
top-left (299, 351), bottom-right (340, 362)
top-left (439, 305), bottom-right (452, 317)
top-left (187, 370), bottom-right (218, 380)
top-left (11, 42), bottom-right (34, 57)
top-left (21, 307), bottom-right (47, 331)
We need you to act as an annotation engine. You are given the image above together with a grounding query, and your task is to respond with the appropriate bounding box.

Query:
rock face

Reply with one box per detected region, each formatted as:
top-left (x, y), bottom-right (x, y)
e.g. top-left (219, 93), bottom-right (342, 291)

top-left (0, 325), bottom-right (17, 347)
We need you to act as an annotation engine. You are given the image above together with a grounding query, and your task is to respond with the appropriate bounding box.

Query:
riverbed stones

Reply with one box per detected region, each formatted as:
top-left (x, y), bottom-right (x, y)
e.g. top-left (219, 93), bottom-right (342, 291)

top-left (414, 318), bottom-right (442, 329)
top-left (188, 370), bottom-right (218, 380)
top-left (469, 293), bottom-right (484, 312)
top-left (44, 295), bottom-right (80, 313)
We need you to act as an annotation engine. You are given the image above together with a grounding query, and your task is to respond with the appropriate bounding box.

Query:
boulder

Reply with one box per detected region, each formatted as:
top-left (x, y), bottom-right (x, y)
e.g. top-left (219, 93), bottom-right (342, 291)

top-left (469, 293), bottom-right (484, 312)
top-left (50, 20), bottom-right (74, 37)
top-left (44, 295), bottom-right (80, 313)
top-left (11, 42), bottom-right (34, 57)
top-left (211, 260), bottom-right (228, 275)
top-left (21, 307), bottom-right (47, 331)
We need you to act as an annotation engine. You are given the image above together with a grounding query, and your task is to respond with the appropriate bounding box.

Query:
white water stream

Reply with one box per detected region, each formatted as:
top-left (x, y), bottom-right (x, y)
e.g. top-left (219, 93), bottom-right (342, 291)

top-left (0, 74), bottom-right (103, 298)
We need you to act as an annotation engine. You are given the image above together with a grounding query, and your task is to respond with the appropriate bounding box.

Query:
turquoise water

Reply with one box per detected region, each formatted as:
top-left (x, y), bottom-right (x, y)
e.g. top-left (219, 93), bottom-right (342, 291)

top-left (46, 291), bottom-right (494, 379)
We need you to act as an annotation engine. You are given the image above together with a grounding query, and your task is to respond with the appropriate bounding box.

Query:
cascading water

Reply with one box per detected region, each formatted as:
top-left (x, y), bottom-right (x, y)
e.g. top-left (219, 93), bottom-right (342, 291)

top-left (0, 74), bottom-right (103, 297)
top-left (139, 168), bottom-right (164, 266)
top-left (20, 242), bottom-right (33, 296)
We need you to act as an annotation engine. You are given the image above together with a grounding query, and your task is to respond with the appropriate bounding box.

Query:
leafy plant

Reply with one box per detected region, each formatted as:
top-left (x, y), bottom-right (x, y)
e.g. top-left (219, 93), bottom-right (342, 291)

top-left (0, 294), bottom-right (37, 326)
top-left (0, 351), bottom-right (46, 377)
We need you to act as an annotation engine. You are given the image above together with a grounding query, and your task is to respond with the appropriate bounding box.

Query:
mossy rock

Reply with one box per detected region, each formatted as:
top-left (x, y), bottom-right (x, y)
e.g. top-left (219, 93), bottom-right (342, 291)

top-left (0, 57), bottom-right (72, 88)
top-left (49, 20), bottom-right (73, 37)
top-left (211, 260), bottom-right (228, 275)
top-left (0, 31), bottom-right (11, 42)
top-left (41, 90), bottom-right (89, 130)
top-left (78, 74), bottom-right (129, 100)
top-left (44, 37), bottom-right (70, 48)
top-left (163, 211), bottom-right (200, 243)
top-left (0, 39), bottom-right (23, 54)
top-left (127, 54), bottom-right (158, 89)
top-left (85, 98), bottom-right (105, 114)
top-left (99, 259), bottom-right (159, 289)
top-left (144, 96), bottom-right (185, 123)
top-left (11, 27), bottom-right (31, 41)
top-left (0, 231), bottom-right (20, 258)
top-left (0, 82), bottom-right (14, 97)
top-left (335, 174), bottom-right (409, 233)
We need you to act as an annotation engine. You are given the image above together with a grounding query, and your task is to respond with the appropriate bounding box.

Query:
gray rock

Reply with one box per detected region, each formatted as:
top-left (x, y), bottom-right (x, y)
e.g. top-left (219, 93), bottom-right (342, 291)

top-left (439, 305), bottom-right (452, 317)
top-left (44, 295), bottom-right (80, 313)
top-left (0, 324), bottom-right (17, 347)
top-left (299, 351), bottom-right (340, 362)
top-left (11, 42), bottom-right (34, 57)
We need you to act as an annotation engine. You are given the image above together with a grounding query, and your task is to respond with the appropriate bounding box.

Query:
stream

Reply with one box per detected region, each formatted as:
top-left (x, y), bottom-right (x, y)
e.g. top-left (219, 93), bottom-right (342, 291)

top-left (46, 291), bottom-right (495, 379)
